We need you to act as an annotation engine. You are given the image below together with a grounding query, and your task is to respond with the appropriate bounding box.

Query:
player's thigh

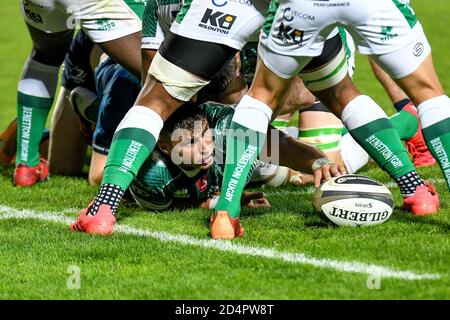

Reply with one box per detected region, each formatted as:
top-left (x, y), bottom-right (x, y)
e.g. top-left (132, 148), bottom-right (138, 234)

top-left (20, 0), bottom-right (74, 64)
top-left (257, 30), bottom-right (313, 111)
top-left (372, 44), bottom-right (444, 105)
top-left (298, 32), bottom-right (360, 117)
top-left (156, 0), bottom-right (266, 82)
top-left (391, 54), bottom-right (445, 105)
top-left (249, 55), bottom-right (297, 111)
top-left (25, 24), bottom-right (73, 66)
top-left (98, 32), bottom-right (142, 78)
top-left (57, 0), bottom-right (143, 77)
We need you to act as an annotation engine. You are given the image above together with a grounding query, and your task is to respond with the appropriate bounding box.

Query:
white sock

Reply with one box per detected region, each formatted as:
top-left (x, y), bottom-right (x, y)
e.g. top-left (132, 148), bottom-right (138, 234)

top-left (18, 57), bottom-right (59, 98)
top-left (341, 95), bottom-right (388, 130)
top-left (340, 132), bottom-right (371, 173)
top-left (417, 95), bottom-right (450, 129)
top-left (232, 95), bottom-right (273, 133)
top-left (115, 105), bottom-right (164, 138)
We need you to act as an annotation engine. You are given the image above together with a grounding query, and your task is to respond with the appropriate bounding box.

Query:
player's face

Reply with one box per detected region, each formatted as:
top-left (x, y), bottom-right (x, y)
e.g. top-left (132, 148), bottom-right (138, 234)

top-left (170, 122), bottom-right (215, 170)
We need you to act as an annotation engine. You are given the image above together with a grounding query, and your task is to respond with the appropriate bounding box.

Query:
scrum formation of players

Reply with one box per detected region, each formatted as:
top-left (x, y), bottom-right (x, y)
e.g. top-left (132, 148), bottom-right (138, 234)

top-left (2, 0), bottom-right (448, 239)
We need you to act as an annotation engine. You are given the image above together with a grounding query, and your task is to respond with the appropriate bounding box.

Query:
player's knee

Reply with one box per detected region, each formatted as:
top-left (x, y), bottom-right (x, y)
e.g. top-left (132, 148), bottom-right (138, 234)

top-left (397, 59), bottom-right (445, 102)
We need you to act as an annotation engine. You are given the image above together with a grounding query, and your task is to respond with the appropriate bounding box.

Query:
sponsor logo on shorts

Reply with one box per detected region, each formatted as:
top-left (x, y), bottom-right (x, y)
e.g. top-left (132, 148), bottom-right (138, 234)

top-left (413, 42), bottom-right (424, 57)
top-left (96, 18), bottom-right (116, 31)
top-left (141, 39), bottom-right (161, 49)
top-left (307, 0), bottom-right (350, 7)
top-left (22, 1), bottom-right (43, 24)
top-left (22, 0), bottom-right (44, 9)
top-left (211, 0), bottom-right (253, 8)
top-left (283, 7), bottom-right (315, 22)
top-left (275, 22), bottom-right (304, 46)
top-left (380, 26), bottom-right (398, 42)
top-left (199, 9), bottom-right (237, 34)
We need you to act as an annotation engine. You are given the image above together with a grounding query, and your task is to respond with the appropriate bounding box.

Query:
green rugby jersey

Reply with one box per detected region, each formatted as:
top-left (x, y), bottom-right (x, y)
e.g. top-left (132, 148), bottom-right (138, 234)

top-left (125, 0), bottom-right (148, 20)
top-left (130, 102), bottom-right (247, 210)
top-left (142, 0), bottom-right (182, 48)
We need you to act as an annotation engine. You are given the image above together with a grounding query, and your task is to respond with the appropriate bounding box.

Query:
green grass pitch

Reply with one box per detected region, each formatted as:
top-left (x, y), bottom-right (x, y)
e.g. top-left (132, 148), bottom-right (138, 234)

top-left (0, 0), bottom-right (449, 299)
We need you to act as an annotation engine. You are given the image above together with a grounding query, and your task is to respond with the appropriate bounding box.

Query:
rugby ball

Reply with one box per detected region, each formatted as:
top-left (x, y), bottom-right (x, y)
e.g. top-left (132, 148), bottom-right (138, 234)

top-left (313, 174), bottom-right (394, 227)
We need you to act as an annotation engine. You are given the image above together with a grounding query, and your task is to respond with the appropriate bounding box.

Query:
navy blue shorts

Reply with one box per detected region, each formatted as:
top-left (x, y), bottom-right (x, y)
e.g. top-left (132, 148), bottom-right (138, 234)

top-left (61, 30), bottom-right (96, 92)
top-left (92, 59), bottom-right (141, 155)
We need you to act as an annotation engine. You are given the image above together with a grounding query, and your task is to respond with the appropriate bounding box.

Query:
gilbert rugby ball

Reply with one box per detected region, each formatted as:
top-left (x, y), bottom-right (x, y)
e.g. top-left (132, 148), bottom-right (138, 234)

top-left (313, 174), bottom-right (394, 227)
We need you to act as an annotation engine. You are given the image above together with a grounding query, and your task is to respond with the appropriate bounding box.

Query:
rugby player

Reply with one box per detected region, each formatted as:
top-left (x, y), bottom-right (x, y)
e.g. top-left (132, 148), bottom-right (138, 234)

top-left (71, 98), bottom-right (345, 234)
top-left (210, 0), bottom-right (446, 238)
top-left (14, 0), bottom-right (145, 186)
top-left (73, 0), bottom-right (439, 239)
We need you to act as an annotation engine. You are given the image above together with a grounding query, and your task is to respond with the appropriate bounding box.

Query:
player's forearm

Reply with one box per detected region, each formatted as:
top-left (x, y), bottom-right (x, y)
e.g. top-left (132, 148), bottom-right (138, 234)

top-left (262, 126), bottom-right (327, 174)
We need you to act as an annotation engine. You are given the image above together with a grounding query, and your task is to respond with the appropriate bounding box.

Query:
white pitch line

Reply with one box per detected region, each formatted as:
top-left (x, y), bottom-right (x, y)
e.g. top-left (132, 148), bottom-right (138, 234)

top-left (0, 205), bottom-right (441, 281)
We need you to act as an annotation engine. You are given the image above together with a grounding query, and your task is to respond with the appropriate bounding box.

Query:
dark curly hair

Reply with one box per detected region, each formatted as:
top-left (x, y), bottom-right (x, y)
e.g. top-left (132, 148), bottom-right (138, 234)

top-left (159, 101), bottom-right (207, 144)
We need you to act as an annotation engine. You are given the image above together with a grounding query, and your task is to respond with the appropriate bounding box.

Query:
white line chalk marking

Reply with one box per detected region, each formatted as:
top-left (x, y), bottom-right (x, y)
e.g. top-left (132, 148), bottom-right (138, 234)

top-left (0, 205), bottom-right (441, 281)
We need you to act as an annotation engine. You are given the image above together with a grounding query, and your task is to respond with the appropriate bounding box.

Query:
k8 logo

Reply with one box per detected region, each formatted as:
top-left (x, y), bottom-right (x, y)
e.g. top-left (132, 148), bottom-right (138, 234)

top-left (276, 22), bottom-right (304, 45)
top-left (199, 8), bottom-right (237, 34)
top-left (22, 1), bottom-right (43, 24)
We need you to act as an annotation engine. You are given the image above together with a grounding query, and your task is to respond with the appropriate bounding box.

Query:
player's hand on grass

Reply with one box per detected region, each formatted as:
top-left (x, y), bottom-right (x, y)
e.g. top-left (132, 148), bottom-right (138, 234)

top-left (288, 170), bottom-right (314, 186)
top-left (312, 158), bottom-right (346, 188)
top-left (241, 192), bottom-right (271, 209)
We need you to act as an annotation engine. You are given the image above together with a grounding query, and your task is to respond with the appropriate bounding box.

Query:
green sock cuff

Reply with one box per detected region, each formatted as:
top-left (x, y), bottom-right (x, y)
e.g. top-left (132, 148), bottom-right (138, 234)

top-left (18, 92), bottom-right (54, 109)
top-left (422, 118), bottom-right (450, 139)
top-left (101, 168), bottom-right (135, 191)
top-left (350, 118), bottom-right (392, 138)
top-left (341, 127), bottom-right (349, 136)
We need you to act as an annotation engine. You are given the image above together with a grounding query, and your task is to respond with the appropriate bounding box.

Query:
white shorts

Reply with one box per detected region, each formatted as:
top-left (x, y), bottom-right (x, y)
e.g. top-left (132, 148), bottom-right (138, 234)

top-left (259, 0), bottom-right (431, 79)
top-left (20, 0), bottom-right (142, 43)
top-left (170, 0), bottom-right (269, 50)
